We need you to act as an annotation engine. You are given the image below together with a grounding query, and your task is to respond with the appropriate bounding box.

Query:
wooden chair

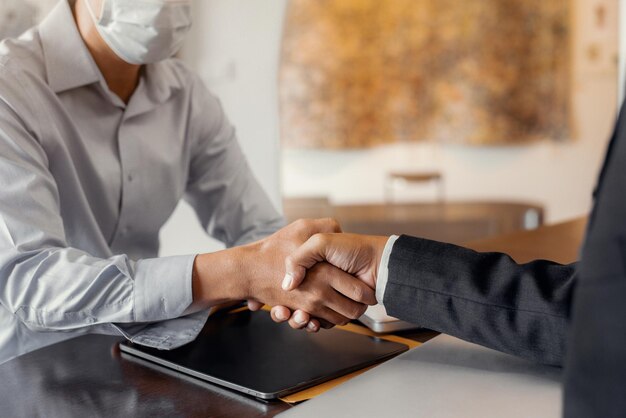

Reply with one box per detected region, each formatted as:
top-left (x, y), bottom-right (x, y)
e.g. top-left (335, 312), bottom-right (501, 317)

top-left (384, 171), bottom-right (445, 202)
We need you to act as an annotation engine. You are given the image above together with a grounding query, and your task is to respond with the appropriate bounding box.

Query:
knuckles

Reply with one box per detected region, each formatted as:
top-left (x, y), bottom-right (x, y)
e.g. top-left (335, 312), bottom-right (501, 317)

top-left (300, 298), bottom-right (320, 315)
top-left (284, 254), bottom-right (296, 269)
top-left (311, 260), bottom-right (334, 278)
top-left (323, 217), bottom-right (341, 233)
top-left (352, 284), bottom-right (376, 305)
top-left (290, 217), bottom-right (341, 235)
top-left (309, 232), bottom-right (330, 248)
top-left (291, 218), bottom-right (311, 231)
top-left (347, 304), bottom-right (367, 320)
top-left (350, 284), bottom-right (365, 303)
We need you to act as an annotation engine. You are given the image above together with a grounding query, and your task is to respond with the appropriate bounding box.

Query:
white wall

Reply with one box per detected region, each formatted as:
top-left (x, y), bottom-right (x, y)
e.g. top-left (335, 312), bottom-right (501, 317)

top-left (282, 0), bottom-right (620, 224)
top-left (179, 0), bottom-right (286, 207)
top-left (159, 0), bottom-right (287, 256)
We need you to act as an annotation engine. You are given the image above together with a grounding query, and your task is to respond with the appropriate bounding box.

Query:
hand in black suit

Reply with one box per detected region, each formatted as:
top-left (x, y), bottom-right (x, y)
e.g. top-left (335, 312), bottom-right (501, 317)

top-left (274, 228), bottom-right (576, 367)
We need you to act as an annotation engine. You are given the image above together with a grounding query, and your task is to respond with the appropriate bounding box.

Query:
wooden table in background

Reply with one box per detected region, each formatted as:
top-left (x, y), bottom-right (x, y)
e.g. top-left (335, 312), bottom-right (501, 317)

top-left (284, 200), bottom-right (545, 245)
top-left (0, 217), bottom-right (586, 417)
top-left (466, 216), bottom-right (586, 264)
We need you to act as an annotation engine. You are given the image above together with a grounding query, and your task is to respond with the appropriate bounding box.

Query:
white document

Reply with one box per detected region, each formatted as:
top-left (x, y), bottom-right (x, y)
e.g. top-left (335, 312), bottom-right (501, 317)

top-left (279, 334), bottom-right (562, 418)
top-left (359, 304), bottom-right (421, 333)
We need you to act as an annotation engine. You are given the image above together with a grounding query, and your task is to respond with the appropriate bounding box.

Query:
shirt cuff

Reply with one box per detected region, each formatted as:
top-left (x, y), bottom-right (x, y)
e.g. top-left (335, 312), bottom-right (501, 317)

top-left (132, 255), bottom-right (196, 323)
top-left (376, 235), bottom-right (400, 304)
top-left (113, 310), bottom-right (210, 350)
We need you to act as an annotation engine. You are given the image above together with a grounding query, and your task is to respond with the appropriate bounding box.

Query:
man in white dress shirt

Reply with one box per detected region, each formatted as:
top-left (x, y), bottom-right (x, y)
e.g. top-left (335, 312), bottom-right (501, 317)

top-left (0, 0), bottom-right (375, 363)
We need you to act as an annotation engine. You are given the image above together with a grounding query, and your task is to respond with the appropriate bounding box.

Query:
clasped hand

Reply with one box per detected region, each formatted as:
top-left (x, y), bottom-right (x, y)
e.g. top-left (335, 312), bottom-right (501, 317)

top-left (247, 219), bottom-right (388, 333)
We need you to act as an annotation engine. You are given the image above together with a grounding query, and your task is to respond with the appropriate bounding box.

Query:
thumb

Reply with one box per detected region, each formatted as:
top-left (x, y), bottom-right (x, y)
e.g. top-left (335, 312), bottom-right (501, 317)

top-left (282, 234), bottom-right (334, 291)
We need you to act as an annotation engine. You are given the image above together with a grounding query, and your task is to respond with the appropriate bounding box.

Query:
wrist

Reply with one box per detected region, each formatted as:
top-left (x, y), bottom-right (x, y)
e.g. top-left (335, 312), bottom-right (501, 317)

top-left (192, 245), bottom-right (253, 307)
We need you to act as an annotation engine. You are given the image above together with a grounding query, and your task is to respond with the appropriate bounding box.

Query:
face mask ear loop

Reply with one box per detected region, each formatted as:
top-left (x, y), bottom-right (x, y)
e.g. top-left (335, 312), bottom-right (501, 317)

top-left (84, 0), bottom-right (104, 24)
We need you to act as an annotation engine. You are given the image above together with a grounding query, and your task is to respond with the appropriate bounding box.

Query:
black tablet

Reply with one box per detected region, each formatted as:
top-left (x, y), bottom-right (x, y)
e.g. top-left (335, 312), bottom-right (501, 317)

top-left (119, 309), bottom-right (408, 400)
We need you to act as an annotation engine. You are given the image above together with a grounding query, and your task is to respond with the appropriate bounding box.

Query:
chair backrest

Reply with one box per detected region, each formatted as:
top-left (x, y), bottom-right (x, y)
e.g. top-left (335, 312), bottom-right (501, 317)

top-left (384, 170), bottom-right (445, 203)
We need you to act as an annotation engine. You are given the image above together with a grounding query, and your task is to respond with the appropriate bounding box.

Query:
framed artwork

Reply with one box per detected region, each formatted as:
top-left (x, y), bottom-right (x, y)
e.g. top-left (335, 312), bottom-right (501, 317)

top-left (280, 0), bottom-right (573, 148)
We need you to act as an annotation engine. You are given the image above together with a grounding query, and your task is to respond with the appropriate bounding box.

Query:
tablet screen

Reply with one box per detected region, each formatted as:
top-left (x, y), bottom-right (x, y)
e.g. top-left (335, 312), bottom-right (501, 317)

top-left (120, 309), bottom-right (408, 399)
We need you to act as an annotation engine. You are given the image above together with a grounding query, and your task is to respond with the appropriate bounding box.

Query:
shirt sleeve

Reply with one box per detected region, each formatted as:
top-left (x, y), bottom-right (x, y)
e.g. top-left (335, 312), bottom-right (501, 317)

top-left (376, 235), bottom-right (400, 304)
top-left (0, 66), bottom-right (198, 349)
top-left (184, 77), bottom-right (285, 247)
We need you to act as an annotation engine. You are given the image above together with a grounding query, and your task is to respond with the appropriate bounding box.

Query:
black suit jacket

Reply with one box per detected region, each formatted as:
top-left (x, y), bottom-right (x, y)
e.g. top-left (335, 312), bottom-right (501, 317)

top-left (384, 236), bottom-right (576, 366)
top-left (383, 108), bottom-right (626, 415)
top-left (563, 106), bottom-right (626, 416)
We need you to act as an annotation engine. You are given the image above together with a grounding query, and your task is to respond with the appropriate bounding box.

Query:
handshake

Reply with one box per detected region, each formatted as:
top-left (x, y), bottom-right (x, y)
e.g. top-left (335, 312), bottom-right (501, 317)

top-left (192, 219), bottom-right (389, 332)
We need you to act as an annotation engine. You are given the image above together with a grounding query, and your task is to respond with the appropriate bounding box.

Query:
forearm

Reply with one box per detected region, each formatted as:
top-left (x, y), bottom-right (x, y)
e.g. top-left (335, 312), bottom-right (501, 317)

top-left (383, 235), bottom-right (577, 366)
top-left (0, 247), bottom-right (194, 331)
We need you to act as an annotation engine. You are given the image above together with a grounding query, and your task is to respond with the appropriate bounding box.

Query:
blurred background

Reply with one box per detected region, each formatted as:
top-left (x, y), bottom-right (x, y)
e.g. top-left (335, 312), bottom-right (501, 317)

top-left (2, 0), bottom-right (623, 255)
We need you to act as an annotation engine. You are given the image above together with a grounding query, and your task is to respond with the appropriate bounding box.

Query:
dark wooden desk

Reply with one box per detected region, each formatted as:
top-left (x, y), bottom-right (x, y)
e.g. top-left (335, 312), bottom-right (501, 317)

top-left (284, 200), bottom-right (545, 245)
top-left (466, 216), bottom-right (586, 264)
top-left (0, 217), bottom-right (585, 417)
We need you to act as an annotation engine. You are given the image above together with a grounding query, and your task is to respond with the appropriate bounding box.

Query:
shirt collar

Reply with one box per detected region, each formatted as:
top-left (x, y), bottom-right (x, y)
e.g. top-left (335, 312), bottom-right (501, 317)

top-left (122, 62), bottom-right (185, 117)
top-left (145, 61), bottom-right (185, 105)
top-left (39, 0), bottom-right (100, 94)
top-left (38, 0), bottom-right (184, 108)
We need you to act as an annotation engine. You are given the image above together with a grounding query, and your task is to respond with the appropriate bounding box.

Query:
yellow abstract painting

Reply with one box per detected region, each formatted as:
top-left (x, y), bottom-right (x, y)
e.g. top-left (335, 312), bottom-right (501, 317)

top-left (280, 0), bottom-right (572, 148)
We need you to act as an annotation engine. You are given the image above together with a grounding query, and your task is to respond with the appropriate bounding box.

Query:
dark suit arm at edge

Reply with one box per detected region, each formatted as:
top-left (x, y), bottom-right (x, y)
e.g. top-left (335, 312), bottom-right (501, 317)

top-left (384, 235), bottom-right (577, 366)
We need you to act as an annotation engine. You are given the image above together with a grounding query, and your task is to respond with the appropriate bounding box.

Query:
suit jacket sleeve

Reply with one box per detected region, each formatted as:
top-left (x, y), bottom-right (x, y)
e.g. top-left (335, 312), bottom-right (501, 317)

top-left (383, 235), bottom-right (577, 366)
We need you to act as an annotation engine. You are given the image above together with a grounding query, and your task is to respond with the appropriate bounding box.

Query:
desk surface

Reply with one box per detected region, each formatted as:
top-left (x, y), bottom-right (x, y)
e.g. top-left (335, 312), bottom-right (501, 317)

top-left (466, 215), bottom-right (586, 264)
top-left (0, 217), bottom-right (586, 417)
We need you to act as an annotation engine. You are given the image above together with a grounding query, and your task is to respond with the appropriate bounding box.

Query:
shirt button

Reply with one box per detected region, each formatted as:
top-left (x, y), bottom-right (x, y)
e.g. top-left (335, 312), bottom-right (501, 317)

top-left (127, 173), bottom-right (134, 182)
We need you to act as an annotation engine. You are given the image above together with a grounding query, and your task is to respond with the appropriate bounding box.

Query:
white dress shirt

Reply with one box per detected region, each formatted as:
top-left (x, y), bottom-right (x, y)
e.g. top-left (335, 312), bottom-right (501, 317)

top-left (376, 235), bottom-right (400, 304)
top-left (0, 0), bottom-right (283, 364)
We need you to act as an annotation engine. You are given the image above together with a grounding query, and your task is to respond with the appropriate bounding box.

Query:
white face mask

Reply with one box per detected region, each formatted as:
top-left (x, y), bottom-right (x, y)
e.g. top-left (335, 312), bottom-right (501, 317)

top-left (85, 0), bottom-right (193, 65)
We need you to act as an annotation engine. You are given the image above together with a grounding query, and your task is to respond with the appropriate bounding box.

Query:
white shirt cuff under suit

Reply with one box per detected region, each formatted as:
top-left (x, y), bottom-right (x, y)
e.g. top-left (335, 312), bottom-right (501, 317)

top-left (375, 235), bottom-right (400, 305)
